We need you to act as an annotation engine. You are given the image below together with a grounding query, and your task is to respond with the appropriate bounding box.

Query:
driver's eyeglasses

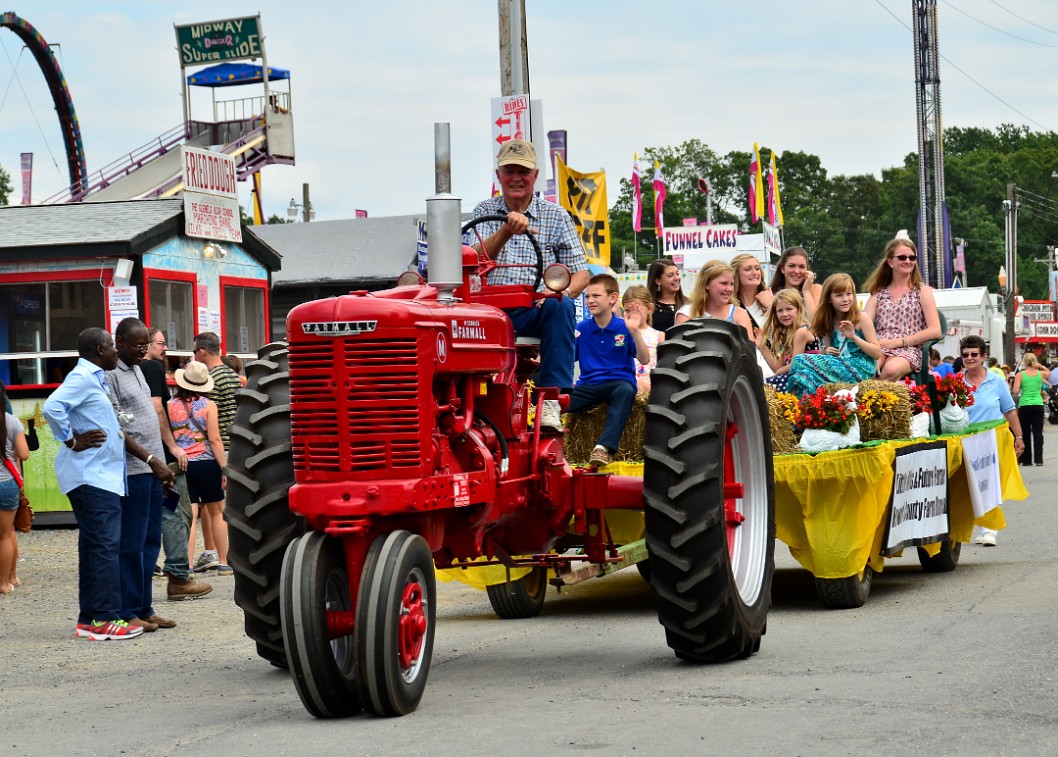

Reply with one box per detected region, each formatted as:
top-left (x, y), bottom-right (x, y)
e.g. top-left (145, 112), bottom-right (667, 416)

top-left (153, 340), bottom-right (167, 347)
top-left (961, 351), bottom-right (981, 358)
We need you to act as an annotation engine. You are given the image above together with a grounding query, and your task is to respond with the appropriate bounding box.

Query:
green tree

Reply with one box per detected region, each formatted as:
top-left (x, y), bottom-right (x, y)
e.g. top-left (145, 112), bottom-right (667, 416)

top-left (0, 163), bottom-right (12, 205)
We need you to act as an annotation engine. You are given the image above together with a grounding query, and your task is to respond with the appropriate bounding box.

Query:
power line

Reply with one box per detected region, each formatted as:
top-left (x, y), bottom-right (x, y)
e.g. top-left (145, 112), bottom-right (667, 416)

top-left (872, 0), bottom-right (1050, 131)
top-left (0, 33), bottom-right (63, 177)
top-left (942, 0), bottom-right (1058, 48)
top-left (986, 0), bottom-right (1058, 37)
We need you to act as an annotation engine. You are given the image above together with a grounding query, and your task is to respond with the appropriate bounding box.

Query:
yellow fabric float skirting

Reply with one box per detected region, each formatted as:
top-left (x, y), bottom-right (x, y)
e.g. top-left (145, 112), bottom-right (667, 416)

top-left (774, 422), bottom-right (1028, 579)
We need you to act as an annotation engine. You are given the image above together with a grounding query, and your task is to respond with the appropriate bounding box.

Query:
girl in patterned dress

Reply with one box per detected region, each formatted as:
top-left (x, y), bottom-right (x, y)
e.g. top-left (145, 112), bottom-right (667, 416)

top-left (758, 289), bottom-right (817, 392)
top-left (863, 238), bottom-right (942, 380)
top-left (786, 274), bottom-right (882, 397)
top-left (621, 285), bottom-right (665, 393)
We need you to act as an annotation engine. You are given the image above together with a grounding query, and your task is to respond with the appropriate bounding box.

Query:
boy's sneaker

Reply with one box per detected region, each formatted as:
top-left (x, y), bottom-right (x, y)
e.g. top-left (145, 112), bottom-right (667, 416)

top-left (589, 445), bottom-right (612, 468)
top-left (75, 623), bottom-right (93, 638)
top-left (215, 564), bottom-right (233, 576)
top-left (538, 400), bottom-right (564, 432)
top-left (193, 552), bottom-right (220, 572)
top-left (88, 619), bottom-right (144, 641)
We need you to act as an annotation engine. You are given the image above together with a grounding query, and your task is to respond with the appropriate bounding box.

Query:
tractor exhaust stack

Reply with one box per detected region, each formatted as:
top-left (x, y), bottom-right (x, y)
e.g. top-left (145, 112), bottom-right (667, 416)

top-left (427, 122), bottom-right (462, 302)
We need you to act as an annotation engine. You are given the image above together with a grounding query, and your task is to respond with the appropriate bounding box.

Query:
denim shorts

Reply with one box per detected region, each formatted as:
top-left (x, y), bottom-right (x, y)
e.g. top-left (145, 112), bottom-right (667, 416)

top-left (0, 478), bottom-right (19, 511)
top-left (186, 459), bottom-right (224, 504)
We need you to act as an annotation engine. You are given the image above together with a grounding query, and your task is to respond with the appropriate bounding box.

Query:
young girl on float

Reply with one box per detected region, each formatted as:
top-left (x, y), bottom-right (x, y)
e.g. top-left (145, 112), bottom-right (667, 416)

top-left (785, 273), bottom-right (882, 398)
top-left (768, 246), bottom-right (823, 318)
top-left (757, 289), bottom-right (817, 392)
top-left (621, 285), bottom-right (665, 393)
top-left (674, 260), bottom-right (755, 339)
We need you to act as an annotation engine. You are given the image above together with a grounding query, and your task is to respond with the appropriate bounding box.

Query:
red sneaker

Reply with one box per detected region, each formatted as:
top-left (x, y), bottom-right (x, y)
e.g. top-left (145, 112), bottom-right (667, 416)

top-left (75, 623), bottom-right (93, 638)
top-left (88, 619), bottom-right (144, 641)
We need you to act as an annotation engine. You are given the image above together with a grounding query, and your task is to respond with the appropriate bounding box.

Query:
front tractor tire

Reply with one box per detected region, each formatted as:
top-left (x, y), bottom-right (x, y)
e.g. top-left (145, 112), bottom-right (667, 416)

top-left (225, 342), bottom-right (302, 667)
top-left (643, 319), bottom-right (775, 662)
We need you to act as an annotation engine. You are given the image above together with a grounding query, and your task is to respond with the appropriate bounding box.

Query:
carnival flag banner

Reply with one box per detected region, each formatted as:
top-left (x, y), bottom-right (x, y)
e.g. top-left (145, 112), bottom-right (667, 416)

top-left (882, 441), bottom-right (950, 556)
top-left (749, 143), bottom-right (765, 224)
top-left (653, 162), bottom-right (667, 238)
top-left (556, 155), bottom-right (610, 267)
top-left (961, 429), bottom-right (1002, 518)
top-left (767, 151), bottom-right (784, 227)
top-left (631, 153), bottom-right (643, 233)
top-left (20, 152), bottom-right (32, 206)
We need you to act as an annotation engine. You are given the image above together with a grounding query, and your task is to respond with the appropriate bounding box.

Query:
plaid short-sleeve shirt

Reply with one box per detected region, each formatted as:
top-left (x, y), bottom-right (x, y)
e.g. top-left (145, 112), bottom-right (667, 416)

top-left (464, 195), bottom-right (588, 289)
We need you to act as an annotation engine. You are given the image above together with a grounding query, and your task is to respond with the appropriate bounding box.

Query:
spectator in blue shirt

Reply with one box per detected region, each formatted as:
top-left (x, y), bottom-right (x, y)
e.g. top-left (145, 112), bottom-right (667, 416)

top-left (960, 335), bottom-right (1024, 548)
top-left (42, 328), bottom-right (142, 640)
top-left (567, 274), bottom-right (650, 468)
top-left (929, 348), bottom-right (955, 379)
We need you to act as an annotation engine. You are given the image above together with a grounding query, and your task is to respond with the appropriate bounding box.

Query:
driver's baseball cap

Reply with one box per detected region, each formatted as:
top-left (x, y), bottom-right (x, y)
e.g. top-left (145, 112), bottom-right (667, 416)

top-left (496, 139), bottom-right (537, 169)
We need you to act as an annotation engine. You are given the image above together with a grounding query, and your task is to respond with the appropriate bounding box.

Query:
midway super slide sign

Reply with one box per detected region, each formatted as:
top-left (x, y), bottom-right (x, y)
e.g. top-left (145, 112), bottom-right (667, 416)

top-left (175, 16), bottom-right (261, 67)
top-left (181, 146), bottom-right (242, 244)
top-left (881, 441), bottom-right (950, 556)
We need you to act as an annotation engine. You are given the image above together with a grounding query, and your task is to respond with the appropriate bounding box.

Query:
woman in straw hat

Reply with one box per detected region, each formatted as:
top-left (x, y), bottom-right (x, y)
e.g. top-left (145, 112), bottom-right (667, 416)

top-left (167, 362), bottom-right (230, 575)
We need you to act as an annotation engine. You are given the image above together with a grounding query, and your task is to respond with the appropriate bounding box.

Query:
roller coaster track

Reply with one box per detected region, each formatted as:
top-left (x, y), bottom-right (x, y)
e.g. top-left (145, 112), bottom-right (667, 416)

top-left (1, 13), bottom-right (87, 193)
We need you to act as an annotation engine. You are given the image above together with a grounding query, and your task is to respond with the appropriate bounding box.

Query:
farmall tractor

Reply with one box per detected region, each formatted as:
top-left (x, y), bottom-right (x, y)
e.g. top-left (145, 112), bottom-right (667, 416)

top-left (225, 126), bottom-right (776, 719)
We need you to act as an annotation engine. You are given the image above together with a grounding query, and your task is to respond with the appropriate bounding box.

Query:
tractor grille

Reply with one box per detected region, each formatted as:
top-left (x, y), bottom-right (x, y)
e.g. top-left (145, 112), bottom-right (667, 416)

top-left (289, 338), bottom-right (423, 476)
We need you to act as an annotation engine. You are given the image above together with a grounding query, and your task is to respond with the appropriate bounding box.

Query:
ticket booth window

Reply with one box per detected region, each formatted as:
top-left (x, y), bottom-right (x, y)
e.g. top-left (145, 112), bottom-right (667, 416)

top-left (223, 286), bottom-right (266, 353)
top-left (0, 279), bottom-right (105, 386)
top-left (148, 278), bottom-right (196, 351)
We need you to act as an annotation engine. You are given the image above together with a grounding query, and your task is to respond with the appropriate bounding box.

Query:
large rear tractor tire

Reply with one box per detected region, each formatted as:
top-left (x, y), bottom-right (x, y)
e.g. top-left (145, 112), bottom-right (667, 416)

top-left (486, 566), bottom-right (548, 619)
top-left (643, 319), bottom-right (775, 662)
top-left (356, 530), bottom-right (436, 716)
top-left (917, 539), bottom-right (961, 573)
top-left (225, 342), bottom-right (302, 667)
top-left (814, 566), bottom-right (873, 609)
top-left (281, 532), bottom-right (362, 718)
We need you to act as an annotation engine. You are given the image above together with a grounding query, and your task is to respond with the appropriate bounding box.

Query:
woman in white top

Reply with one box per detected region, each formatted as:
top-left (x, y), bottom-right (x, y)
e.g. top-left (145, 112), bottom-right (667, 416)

top-left (675, 259), bottom-right (754, 339)
top-left (731, 253), bottom-right (773, 338)
top-left (768, 246), bottom-right (823, 318)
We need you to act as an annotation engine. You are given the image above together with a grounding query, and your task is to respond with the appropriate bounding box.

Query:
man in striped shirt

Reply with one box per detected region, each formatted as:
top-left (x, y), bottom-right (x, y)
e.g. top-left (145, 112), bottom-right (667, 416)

top-left (192, 332), bottom-right (240, 450)
top-left (189, 332), bottom-right (241, 573)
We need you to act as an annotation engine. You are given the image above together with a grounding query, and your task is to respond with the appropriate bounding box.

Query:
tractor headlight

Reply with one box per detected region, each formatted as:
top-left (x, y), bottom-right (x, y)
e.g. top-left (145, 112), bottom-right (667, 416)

top-left (543, 264), bottom-right (571, 293)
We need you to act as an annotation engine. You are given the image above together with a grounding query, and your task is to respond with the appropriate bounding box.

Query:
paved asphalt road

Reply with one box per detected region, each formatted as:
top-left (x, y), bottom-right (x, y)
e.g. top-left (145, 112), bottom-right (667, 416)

top-left (4, 431), bottom-right (1057, 757)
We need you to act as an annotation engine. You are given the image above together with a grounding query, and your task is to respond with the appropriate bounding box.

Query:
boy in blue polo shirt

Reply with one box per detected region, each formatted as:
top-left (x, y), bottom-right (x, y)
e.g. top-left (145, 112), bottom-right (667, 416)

top-left (569, 274), bottom-right (650, 467)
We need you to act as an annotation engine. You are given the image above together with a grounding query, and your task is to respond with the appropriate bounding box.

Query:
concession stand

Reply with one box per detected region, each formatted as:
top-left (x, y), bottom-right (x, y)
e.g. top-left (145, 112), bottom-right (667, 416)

top-left (0, 197), bottom-right (280, 520)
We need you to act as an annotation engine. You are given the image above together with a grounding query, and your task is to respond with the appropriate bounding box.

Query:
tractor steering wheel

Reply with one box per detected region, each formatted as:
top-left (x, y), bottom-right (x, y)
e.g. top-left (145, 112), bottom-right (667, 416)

top-left (461, 214), bottom-right (543, 292)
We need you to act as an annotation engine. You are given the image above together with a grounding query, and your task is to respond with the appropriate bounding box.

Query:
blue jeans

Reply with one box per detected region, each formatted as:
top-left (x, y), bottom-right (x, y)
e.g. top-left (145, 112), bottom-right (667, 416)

top-left (507, 295), bottom-right (576, 390)
top-left (67, 484), bottom-right (123, 624)
top-left (0, 478), bottom-right (19, 511)
top-left (161, 471), bottom-right (193, 580)
top-left (567, 379), bottom-right (636, 452)
top-left (119, 473), bottom-right (162, 620)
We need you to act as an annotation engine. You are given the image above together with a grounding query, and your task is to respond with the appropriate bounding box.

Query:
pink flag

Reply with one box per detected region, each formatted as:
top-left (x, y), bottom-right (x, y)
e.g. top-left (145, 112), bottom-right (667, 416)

top-left (748, 145), bottom-right (762, 224)
top-left (632, 155), bottom-right (643, 233)
top-left (652, 163), bottom-right (666, 238)
top-left (767, 150), bottom-right (784, 227)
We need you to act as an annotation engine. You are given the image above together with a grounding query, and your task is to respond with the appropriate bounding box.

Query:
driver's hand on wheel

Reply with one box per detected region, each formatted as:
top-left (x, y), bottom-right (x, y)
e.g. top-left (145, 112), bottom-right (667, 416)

top-left (503, 212), bottom-right (536, 237)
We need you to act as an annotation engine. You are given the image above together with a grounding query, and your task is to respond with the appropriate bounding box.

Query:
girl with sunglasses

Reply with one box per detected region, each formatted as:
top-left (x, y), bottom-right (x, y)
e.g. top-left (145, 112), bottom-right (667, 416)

top-left (863, 238), bottom-right (942, 380)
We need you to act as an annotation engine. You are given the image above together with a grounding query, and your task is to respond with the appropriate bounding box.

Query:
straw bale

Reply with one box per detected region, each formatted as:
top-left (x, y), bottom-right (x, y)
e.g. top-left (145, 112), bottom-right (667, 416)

top-left (764, 385), bottom-right (800, 455)
top-left (564, 391), bottom-right (649, 466)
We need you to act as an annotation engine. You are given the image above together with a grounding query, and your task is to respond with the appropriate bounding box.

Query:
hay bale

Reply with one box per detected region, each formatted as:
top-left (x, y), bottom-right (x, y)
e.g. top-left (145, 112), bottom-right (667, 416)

top-left (565, 391), bottom-right (648, 466)
top-left (764, 385), bottom-right (800, 455)
top-left (856, 379), bottom-right (912, 441)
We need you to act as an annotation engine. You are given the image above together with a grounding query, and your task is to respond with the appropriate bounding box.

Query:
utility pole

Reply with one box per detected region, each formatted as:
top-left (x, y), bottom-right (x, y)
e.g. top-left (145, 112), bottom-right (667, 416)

top-left (497, 0), bottom-right (529, 97)
top-left (1003, 184), bottom-right (1018, 367)
top-left (1033, 245), bottom-right (1057, 299)
top-left (302, 182), bottom-right (312, 223)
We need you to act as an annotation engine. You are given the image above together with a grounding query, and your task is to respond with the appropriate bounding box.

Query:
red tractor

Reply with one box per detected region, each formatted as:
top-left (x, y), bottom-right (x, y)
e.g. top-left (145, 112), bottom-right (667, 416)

top-left (225, 128), bottom-right (775, 719)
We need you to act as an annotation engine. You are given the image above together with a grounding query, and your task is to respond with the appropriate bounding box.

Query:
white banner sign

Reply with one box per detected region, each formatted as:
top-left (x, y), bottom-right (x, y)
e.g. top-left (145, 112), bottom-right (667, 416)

top-left (662, 224), bottom-right (740, 257)
top-left (762, 220), bottom-right (781, 257)
top-left (107, 286), bottom-right (138, 311)
top-left (183, 194), bottom-right (243, 243)
top-left (181, 146), bottom-right (237, 199)
top-left (491, 95), bottom-right (531, 163)
top-left (109, 309), bottom-right (139, 335)
top-left (883, 441), bottom-right (949, 555)
top-left (961, 429), bottom-right (1002, 518)
top-left (1020, 301), bottom-right (1054, 322)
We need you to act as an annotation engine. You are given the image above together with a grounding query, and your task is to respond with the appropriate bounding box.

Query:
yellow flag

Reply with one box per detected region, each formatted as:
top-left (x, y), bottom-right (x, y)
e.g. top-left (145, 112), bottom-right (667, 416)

top-left (555, 155), bottom-right (610, 267)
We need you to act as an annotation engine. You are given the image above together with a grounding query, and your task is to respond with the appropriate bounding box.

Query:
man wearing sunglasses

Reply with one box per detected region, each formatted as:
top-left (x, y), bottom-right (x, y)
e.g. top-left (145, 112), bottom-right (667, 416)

top-left (959, 335), bottom-right (1025, 547)
top-left (107, 318), bottom-right (178, 632)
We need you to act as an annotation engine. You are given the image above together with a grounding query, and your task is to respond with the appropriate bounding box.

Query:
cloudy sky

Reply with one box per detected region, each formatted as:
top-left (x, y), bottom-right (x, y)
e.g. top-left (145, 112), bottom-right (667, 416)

top-left (1, 1), bottom-right (1055, 221)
